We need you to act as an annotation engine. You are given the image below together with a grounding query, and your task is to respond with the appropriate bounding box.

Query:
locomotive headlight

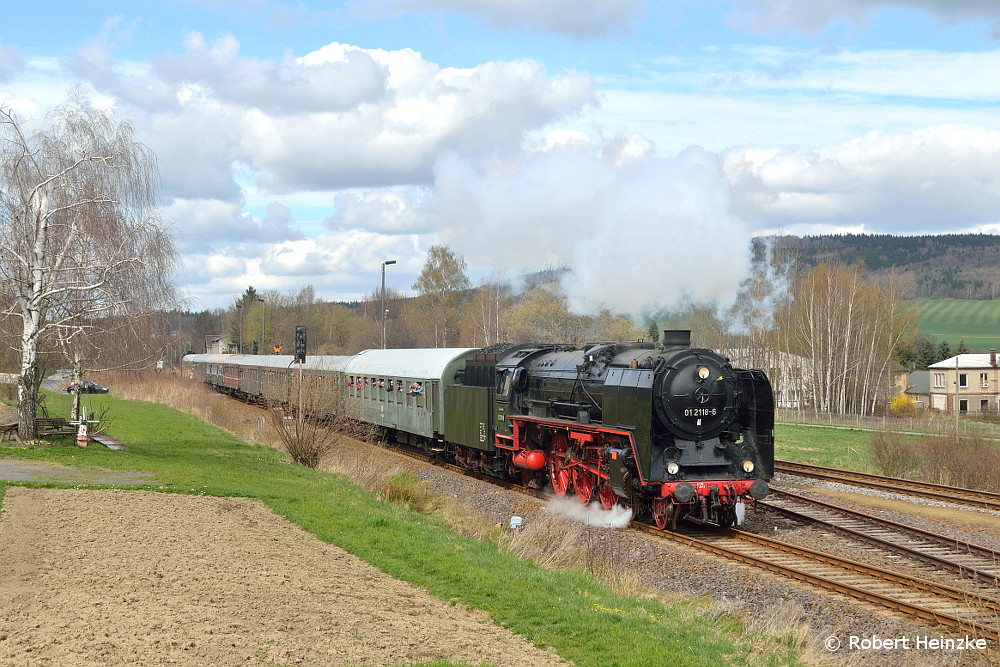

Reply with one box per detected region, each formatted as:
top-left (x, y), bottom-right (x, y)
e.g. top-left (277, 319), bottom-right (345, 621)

top-left (697, 365), bottom-right (710, 380)
top-left (742, 459), bottom-right (755, 473)
top-left (666, 461), bottom-right (680, 475)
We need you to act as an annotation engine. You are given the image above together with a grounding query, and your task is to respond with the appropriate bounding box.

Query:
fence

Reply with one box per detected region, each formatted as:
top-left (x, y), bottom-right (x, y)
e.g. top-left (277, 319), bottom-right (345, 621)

top-left (776, 408), bottom-right (1000, 438)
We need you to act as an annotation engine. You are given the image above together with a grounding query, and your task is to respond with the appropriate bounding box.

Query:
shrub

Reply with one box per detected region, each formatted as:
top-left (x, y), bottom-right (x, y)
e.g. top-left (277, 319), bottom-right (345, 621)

top-left (871, 426), bottom-right (1000, 492)
top-left (869, 428), bottom-right (920, 478)
top-left (888, 394), bottom-right (918, 418)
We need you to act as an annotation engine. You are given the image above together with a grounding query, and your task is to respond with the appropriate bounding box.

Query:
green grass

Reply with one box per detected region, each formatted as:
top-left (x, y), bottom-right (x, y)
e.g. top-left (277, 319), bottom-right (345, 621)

top-left (775, 423), bottom-right (872, 472)
top-left (0, 390), bottom-right (796, 667)
top-left (911, 298), bottom-right (1000, 351)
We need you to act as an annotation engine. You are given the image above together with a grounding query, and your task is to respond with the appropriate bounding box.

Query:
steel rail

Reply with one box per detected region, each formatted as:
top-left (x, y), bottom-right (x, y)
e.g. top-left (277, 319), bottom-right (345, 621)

top-left (762, 489), bottom-right (1000, 587)
top-left (774, 460), bottom-right (1000, 512)
top-left (636, 523), bottom-right (999, 641)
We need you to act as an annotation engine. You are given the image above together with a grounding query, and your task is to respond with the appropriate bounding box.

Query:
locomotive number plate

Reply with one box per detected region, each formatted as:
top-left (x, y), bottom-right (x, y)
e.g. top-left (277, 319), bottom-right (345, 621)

top-left (684, 408), bottom-right (717, 417)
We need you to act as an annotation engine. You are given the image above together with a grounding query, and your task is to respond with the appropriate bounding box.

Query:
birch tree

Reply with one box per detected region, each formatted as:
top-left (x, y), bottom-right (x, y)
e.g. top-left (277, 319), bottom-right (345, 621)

top-left (786, 262), bottom-right (916, 415)
top-left (412, 244), bottom-right (470, 347)
top-left (0, 95), bottom-right (177, 438)
top-left (463, 269), bottom-right (513, 347)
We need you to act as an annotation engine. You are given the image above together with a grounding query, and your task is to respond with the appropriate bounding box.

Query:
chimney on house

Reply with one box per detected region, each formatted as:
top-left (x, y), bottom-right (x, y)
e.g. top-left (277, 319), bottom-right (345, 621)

top-left (991, 349), bottom-right (996, 367)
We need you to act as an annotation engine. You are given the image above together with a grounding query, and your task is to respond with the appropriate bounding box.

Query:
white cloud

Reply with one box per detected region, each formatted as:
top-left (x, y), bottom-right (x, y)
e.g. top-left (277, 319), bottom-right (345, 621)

top-left (728, 1), bottom-right (1000, 34)
top-left (325, 188), bottom-right (436, 234)
top-left (0, 43), bottom-right (27, 82)
top-left (182, 252), bottom-right (248, 285)
top-left (353, 0), bottom-right (645, 39)
top-left (581, 45), bottom-right (1000, 156)
top-left (165, 198), bottom-right (305, 253)
top-left (245, 45), bottom-right (595, 192)
top-left (151, 32), bottom-right (389, 114)
top-left (76, 37), bottom-right (595, 199)
top-left (724, 125), bottom-right (1000, 233)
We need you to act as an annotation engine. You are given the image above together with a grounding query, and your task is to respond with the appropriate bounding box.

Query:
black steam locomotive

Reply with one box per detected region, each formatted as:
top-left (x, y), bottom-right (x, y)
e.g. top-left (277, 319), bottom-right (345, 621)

top-left (185, 330), bottom-right (773, 529)
top-left (446, 330), bottom-right (773, 529)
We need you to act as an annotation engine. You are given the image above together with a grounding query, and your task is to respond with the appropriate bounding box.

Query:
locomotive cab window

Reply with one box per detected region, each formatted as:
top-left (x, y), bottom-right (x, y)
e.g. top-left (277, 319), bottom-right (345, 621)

top-left (497, 370), bottom-right (511, 397)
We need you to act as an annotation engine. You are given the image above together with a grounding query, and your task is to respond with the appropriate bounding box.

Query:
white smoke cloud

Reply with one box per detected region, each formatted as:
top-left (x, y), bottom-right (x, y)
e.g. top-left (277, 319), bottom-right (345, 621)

top-left (544, 495), bottom-right (634, 528)
top-left (432, 138), bottom-right (755, 316)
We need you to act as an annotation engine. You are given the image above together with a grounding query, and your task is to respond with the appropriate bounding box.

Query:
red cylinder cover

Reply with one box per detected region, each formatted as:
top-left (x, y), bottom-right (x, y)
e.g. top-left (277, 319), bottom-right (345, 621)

top-left (512, 449), bottom-right (547, 470)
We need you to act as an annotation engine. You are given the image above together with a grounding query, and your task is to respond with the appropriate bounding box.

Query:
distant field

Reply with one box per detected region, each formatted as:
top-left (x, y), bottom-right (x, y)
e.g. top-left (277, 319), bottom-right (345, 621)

top-left (910, 298), bottom-right (1000, 352)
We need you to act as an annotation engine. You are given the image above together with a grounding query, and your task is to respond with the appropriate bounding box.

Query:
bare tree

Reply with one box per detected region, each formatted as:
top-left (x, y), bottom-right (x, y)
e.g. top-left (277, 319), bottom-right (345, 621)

top-left (0, 94), bottom-right (178, 438)
top-left (412, 244), bottom-right (470, 347)
top-left (786, 262), bottom-right (916, 415)
top-left (464, 268), bottom-right (514, 347)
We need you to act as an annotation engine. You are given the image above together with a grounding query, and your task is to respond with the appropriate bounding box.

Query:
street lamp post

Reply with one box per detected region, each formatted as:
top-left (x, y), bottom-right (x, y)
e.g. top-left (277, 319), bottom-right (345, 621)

top-left (381, 259), bottom-right (396, 349)
top-left (258, 297), bottom-right (265, 354)
top-left (235, 304), bottom-right (243, 353)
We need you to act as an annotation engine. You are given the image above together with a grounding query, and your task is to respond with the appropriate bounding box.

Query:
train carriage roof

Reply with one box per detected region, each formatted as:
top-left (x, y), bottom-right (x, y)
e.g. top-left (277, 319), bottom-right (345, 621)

top-left (228, 354), bottom-right (350, 371)
top-left (183, 354), bottom-right (350, 371)
top-left (342, 348), bottom-right (478, 380)
top-left (183, 353), bottom-right (234, 364)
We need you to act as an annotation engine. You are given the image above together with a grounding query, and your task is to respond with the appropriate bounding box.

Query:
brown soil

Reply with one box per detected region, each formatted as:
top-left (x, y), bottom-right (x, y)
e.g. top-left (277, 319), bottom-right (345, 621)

top-left (0, 487), bottom-right (566, 666)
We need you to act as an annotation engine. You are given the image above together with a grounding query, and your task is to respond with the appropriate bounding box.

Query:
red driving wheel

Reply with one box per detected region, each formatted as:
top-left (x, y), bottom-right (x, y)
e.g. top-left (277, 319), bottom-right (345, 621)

top-left (549, 456), bottom-right (569, 496)
top-left (652, 498), bottom-right (669, 530)
top-left (572, 467), bottom-right (594, 504)
top-left (598, 484), bottom-right (618, 510)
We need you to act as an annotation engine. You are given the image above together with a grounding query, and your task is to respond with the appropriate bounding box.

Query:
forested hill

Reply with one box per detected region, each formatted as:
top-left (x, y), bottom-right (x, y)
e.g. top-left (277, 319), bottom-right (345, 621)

top-left (775, 233), bottom-right (1000, 299)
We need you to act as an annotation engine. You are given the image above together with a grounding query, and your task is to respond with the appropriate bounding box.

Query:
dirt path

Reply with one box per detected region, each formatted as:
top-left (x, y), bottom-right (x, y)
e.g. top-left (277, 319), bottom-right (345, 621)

top-left (0, 487), bottom-right (566, 666)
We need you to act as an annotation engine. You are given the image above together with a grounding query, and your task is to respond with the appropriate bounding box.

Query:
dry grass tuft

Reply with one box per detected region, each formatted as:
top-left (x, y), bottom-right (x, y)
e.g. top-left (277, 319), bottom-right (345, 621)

top-left (871, 426), bottom-right (1000, 492)
top-left (728, 601), bottom-right (829, 666)
top-left (499, 509), bottom-right (585, 570)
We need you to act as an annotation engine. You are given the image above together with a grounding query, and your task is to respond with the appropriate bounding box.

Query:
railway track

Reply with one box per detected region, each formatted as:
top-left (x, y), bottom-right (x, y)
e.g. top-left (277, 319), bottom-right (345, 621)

top-left (774, 460), bottom-right (1000, 512)
top-left (639, 523), bottom-right (1000, 641)
top-left (761, 489), bottom-right (1000, 588)
top-left (392, 445), bottom-right (1000, 640)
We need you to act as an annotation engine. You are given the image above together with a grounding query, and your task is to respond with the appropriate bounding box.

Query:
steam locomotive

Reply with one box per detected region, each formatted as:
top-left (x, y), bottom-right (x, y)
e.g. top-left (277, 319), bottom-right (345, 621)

top-left (183, 330), bottom-right (773, 529)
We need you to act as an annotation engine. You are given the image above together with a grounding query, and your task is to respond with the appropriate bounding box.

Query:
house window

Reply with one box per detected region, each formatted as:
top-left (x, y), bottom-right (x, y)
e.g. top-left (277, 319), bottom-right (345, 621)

top-left (960, 399), bottom-right (968, 412)
top-left (959, 373), bottom-right (968, 388)
top-left (981, 373), bottom-right (989, 388)
top-left (934, 373), bottom-right (945, 388)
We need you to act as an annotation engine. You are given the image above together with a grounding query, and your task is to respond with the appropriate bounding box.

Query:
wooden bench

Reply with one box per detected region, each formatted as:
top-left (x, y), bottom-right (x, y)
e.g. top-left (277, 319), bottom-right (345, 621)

top-left (36, 417), bottom-right (77, 438)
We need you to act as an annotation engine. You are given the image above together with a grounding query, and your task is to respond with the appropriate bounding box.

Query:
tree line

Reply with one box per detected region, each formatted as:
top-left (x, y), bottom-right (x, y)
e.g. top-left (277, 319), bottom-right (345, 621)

top-left (181, 245), bottom-right (642, 357)
top-left (182, 239), bottom-right (924, 416)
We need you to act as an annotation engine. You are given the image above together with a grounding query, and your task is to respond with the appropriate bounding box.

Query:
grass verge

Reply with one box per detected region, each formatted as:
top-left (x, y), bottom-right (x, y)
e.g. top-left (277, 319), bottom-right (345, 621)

top-left (0, 383), bottom-right (816, 667)
top-left (775, 423), bottom-right (872, 472)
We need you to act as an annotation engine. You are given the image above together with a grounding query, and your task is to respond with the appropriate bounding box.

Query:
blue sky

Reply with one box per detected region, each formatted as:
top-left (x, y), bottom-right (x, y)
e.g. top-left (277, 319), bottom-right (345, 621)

top-left (3, 1), bottom-right (1000, 312)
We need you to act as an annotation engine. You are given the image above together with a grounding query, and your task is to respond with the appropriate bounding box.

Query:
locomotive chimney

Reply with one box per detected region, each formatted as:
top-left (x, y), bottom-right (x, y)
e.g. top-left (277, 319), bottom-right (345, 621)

top-left (662, 330), bottom-right (691, 348)
top-left (992, 348), bottom-right (996, 367)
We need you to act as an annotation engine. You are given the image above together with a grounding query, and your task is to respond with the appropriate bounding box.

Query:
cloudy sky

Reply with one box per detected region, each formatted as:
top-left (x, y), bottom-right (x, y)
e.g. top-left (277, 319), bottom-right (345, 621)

top-left (2, 1), bottom-right (999, 314)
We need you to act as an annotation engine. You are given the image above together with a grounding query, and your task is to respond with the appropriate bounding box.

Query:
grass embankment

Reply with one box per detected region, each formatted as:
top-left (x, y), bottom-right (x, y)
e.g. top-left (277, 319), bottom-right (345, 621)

top-left (0, 387), bottom-right (812, 667)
